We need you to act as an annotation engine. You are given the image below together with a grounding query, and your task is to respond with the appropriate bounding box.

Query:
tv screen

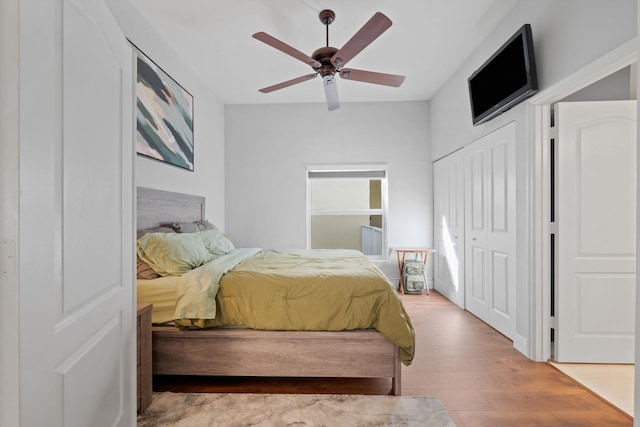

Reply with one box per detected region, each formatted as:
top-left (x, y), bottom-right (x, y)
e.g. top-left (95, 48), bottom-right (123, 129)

top-left (468, 24), bottom-right (538, 125)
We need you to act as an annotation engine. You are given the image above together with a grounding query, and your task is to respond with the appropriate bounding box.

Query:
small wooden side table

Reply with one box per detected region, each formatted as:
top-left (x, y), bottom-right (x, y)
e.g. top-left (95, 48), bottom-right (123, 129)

top-left (394, 248), bottom-right (435, 295)
top-left (137, 303), bottom-right (153, 413)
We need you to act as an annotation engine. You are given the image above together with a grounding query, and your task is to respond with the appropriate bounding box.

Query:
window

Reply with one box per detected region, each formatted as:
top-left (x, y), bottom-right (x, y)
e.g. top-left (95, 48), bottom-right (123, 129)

top-left (307, 167), bottom-right (387, 259)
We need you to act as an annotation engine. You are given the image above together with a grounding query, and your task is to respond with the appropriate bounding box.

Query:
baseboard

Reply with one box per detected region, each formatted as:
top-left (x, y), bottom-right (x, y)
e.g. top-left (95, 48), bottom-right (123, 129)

top-left (390, 278), bottom-right (434, 291)
top-left (513, 333), bottom-right (528, 357)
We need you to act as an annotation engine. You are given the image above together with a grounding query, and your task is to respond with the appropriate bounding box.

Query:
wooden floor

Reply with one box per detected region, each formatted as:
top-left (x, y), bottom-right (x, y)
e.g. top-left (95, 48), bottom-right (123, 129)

top-left (154, 291), bottom-right (633, 426)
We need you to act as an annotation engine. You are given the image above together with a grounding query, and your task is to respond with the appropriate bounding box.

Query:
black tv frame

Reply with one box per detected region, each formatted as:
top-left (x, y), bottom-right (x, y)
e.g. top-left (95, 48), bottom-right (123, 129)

top-left (468, 24), bottom-right (538, 125)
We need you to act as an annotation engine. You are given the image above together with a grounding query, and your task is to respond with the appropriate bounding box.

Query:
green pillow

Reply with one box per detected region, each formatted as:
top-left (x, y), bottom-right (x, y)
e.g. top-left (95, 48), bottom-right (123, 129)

top-left (136, 232), bottom-right (215, 276)
top-left (198, 229), bottom-right (235, 257)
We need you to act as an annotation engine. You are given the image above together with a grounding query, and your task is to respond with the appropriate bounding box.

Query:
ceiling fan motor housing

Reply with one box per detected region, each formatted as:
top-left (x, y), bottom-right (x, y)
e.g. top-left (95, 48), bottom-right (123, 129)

top-left (311, 46), bottom-right (338, 77)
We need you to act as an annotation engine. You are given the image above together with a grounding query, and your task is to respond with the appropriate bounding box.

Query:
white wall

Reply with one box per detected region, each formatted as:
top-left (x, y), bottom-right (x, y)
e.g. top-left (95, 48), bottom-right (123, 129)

top-left (107, 0), bottom-right (227, 229)
top-left (429, 0), bottom-right (637, 354)
top-left (225, 101), bottom-right (431, 280)
top-left (561, 65), bottom-right (635, 102)
top-left (431, 0), bottom-right (637, 160)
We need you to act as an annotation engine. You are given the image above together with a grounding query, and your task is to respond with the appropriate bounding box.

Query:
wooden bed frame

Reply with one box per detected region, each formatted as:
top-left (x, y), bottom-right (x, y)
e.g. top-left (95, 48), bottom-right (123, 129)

top-left (137, 187), bottom-right (402, 395)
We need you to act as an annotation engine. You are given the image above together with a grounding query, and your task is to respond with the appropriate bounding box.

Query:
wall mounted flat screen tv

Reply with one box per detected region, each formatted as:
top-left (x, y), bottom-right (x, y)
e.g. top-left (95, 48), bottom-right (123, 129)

top-left (468, 24), bottom-right (538, 125)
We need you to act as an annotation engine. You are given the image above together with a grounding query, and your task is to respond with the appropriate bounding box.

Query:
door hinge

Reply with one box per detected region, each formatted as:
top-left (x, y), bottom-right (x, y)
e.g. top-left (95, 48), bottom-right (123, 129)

top-left (0, 238), bottom-right (16, 277)
top-left (549, 126), bottom-right (558, 140)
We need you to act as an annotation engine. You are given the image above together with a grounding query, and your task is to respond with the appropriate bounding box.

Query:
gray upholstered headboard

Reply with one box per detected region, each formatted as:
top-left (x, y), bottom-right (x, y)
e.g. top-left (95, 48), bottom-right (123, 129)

top-left (137, 187), bottom-right (205, 230)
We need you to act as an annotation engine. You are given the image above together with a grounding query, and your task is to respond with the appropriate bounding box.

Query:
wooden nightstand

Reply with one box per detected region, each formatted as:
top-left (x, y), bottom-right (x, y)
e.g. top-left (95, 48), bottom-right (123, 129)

top-left (137, 303), bottom-right (153, 412)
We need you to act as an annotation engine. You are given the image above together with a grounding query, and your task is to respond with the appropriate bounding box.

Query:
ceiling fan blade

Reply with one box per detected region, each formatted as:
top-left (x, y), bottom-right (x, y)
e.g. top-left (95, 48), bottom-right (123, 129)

top-left (339, 68), bottom-right (405, 87)
top-left (258, 74), bottom-right (317, 93)
top-left (330, 12), bottom-right (392, 68)
top-left (323, 75), bottom-right (340, 111)
top-left (253, 32), bottom-right (321, 68)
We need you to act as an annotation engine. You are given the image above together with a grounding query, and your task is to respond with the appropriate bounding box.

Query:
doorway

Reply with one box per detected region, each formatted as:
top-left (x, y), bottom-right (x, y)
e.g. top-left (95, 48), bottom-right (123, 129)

top-left (530, 40), bottom-right (637, 363)
top-left (530, 43), bottom-right (637, 416)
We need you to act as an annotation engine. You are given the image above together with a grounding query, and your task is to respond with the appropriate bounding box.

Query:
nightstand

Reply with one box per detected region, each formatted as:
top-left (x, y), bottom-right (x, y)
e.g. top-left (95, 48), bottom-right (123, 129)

top-left (137, 303), bottom-right (153, 412)
top-left (393, 248), bottom-right (435, 295)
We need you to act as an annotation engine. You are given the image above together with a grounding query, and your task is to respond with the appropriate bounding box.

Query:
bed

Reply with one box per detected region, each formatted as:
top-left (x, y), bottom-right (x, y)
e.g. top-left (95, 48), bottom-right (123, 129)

top-left (136, 187), bottom-right (414, 396)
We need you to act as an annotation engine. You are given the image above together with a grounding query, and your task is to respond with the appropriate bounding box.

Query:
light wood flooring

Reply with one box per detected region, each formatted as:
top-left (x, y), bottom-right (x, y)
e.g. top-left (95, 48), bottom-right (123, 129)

top-left (551, 362), bottom-right (634, 417)
top-left (154, 291), bottom-right (633, 426)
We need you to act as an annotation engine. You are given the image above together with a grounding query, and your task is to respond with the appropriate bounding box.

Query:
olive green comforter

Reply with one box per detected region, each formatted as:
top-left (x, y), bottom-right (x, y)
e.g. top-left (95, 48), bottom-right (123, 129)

top-left (174, 249), bottom-right (415, 365)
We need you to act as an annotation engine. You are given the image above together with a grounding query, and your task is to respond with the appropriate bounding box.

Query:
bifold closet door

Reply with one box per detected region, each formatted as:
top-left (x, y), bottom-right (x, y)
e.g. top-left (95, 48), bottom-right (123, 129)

top-left (433, 152), bottom-right (465, 308)
top-left (464, 123), bottom-right (516, 340)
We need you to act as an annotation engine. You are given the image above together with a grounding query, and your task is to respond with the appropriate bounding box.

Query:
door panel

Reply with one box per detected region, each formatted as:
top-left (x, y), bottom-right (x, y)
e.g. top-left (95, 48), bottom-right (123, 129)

top-left (465, 123), bottom-right (516, 339)
top-left (63, 0), bottom-right (125, 312)
top-left (577, 274), bottom-right (635, 333)
top-left (577, 125), bottom-right (636, 256)
top-left (465, 143), bottom-right (489, 321)
top-left (19, 0), bottom-right (135, 425)
top-left (471, 247), bottom-right (486, 302)
top-left (492, 251), bottom-right (509, 315)
top-left (491, 142), bottom-right (508, 232)
top-left (487, 135), bottom-right (516, 338)
top-left (433, 151), bottom-right (465, 308)
top-left (59, 317), bottom-right (122, 427)
top-left (470, 151), bottom-right (485, 231)
top-left (556, 100), bottom-right (636, 363)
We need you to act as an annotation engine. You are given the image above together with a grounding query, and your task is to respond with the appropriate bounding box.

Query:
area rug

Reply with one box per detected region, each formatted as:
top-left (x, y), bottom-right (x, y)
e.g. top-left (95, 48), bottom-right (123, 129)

top-left (137, 392), bottom-right (455, 426)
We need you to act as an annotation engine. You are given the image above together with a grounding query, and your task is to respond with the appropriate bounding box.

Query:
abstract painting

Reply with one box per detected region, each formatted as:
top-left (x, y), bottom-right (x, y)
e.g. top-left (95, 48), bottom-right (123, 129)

top-left (135, 49), bottom-right (194, 171)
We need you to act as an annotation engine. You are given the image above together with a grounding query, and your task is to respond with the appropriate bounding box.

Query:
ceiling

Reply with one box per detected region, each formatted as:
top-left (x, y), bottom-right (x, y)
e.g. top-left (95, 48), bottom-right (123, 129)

top-left (129, 0), bottom-right (518, 106)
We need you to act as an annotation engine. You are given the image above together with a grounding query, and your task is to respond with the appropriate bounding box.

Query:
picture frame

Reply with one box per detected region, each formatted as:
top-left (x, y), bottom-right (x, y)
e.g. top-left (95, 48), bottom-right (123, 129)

top-left (134, 47), bottom-right (194, 171)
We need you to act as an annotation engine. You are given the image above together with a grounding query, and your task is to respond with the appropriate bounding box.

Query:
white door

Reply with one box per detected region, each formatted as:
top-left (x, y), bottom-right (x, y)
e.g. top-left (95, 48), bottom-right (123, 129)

top-left (19, 0), bottom-right (135, 425)
top-left (465, 123), bottom-right (517, 340)
top-left (465, 141), bottom-right (490, 321)
top-left (556, 101), bottom-right (636, 363)
top-left (433, 151), bottom-right (465, 308)
top-left (485, 125), bottom-right (517, 338)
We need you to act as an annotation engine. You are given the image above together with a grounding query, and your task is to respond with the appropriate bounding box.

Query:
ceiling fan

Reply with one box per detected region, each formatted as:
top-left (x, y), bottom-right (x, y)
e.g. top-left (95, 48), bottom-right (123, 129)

top-left (252, 9), bottom-right (405, 111)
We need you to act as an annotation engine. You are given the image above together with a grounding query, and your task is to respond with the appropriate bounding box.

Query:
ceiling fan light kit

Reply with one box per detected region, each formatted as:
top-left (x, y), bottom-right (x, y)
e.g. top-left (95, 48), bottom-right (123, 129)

top-left (252, 9), bottom-right (405, 111)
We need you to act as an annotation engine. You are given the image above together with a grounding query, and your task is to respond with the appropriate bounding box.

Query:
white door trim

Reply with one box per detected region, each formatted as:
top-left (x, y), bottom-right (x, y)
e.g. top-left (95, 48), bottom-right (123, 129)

top-left (0, 0), bottom-right (20, 425)
top-left (527, 37), bottom-right (637, 362)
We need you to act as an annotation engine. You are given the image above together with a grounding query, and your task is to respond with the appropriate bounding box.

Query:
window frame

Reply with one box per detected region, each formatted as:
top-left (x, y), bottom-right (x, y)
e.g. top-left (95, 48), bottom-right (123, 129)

top-left (306, 165), bottom-right (388, 261)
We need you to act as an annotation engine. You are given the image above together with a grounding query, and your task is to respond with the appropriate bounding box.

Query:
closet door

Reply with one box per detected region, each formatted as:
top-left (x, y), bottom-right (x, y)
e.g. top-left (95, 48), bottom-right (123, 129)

top-left (433, 151), bottom-right (465, 308)
top-left (464, 141), bottom-right (490, 322)
top-left (465, 123), bottom-right (516, 340)
top-left (486, 125), bottom-right (517, 338)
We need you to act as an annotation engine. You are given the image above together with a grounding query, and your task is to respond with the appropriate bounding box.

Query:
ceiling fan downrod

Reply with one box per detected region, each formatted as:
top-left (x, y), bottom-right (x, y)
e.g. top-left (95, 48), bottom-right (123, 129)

top-left (319, 9), bottom-right (335, 47)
